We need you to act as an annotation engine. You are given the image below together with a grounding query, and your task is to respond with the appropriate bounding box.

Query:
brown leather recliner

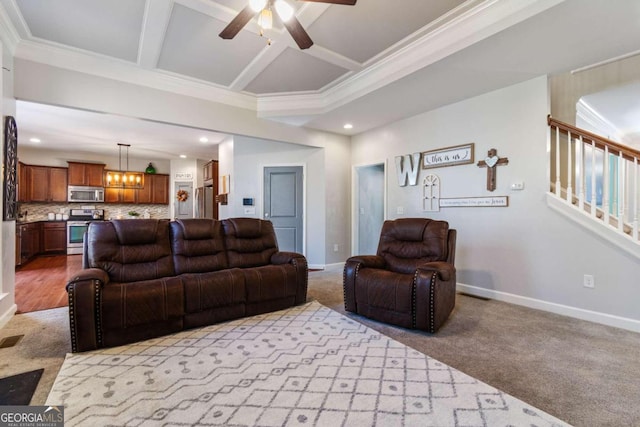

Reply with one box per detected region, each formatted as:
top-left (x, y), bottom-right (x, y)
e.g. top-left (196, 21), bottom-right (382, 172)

top-left (343, 218), bottom-right (456, 333)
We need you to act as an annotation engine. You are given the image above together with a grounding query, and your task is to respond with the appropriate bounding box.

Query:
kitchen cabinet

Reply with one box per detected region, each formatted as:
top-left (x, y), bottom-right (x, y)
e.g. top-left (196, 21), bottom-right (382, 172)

top-left (67, 162), bottom-right (105, 186)
top-left (203, 160), bottom-right (218, 185)
top-left (105, 187), bottom-right (136, 203)
top-left (18, 161), bottom-right (29, 202)
top-left (136, 174), bottom-right (169, 204)
top-left (41, 222), bottom-right (67, 254)
top-left (16, 222), bottom-right (41, 266)
top-left (27, 165), bottom-right (68, 202)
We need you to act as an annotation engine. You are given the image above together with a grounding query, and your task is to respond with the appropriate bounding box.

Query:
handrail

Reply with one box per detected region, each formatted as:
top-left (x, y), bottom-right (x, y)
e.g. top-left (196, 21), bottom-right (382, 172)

top-left (547, 115), bottom-right (640, 162)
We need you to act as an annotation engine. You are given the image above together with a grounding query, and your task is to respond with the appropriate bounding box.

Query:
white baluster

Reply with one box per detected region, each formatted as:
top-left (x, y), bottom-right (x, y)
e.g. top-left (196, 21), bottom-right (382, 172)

top-left (555, 127), bottom-right (561, 196)
top-left (578, 136), bottom-right (585, 210)
top-left (617, 153), bottom-right (625, 232)
top-left (591, 140), bottom-right (597, 218)
top-left (567, 131), bottom-right (572, 203)
top-left (603, 146), bottom-right (610, 226)
top-left (634, 157), bottom-right (639, 241)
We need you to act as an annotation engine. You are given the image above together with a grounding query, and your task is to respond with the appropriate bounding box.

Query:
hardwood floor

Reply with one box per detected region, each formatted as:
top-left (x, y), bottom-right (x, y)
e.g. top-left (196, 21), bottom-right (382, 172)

top-left (15, 255), bottom-right (81, 313)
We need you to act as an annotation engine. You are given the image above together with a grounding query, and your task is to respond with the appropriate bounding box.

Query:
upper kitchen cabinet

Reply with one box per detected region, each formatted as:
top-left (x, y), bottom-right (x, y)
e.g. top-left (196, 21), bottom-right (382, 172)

top-left (18, 161), bottom-right (29, 202)
top-left (27, 165), bottom-right (68, 202)
top-left (104, 187), bottom-right (136, 204)
top-left (203, 160), bottom-right (217, 185)
top-left (67, 162), bottom-right (105, 186)
top-left (136, 173), bottom-right (169, 205)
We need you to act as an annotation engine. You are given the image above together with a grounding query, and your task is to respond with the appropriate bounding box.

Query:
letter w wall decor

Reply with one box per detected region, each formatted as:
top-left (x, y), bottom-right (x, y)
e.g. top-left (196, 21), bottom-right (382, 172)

top-left (395, 153), bottom-right (421, 186)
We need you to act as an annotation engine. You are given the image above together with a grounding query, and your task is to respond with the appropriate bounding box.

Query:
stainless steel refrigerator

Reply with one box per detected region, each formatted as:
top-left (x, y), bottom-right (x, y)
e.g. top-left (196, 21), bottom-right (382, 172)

top-left (195, 186), bottom-right (216, 219)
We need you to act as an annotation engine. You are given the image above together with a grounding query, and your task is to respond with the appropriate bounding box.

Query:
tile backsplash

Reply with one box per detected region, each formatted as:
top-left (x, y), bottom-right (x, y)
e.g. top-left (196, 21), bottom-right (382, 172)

top-left (18, 203), bottom-right (171, 222)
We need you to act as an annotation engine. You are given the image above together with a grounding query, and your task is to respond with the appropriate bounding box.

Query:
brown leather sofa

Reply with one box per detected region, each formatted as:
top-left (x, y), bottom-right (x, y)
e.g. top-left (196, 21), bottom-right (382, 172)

top-left (67, 218), bottom-right (307, 352)
top-left (343, 218), bottom-right (456, 333)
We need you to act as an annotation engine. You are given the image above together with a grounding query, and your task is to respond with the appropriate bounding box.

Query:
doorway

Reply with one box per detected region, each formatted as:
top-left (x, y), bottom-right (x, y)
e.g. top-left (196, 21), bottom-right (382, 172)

top-left (354, 163), bottom-right (386, 255)
top-left (263, 166), bottom-right (304, 253)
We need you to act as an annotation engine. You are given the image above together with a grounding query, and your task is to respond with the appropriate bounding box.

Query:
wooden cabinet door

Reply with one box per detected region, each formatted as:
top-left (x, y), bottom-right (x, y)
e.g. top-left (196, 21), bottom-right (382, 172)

top-left (49, 167), bottom-right (68, 202)
top-left (68, 162), bottom-right (105, 186)
top-left (136, 175), bottom-right (153, 204)
top-left (203, 161), bottom-right (213, 182)
top-left (42, 222), bottom-right (67, 254)
top-left (28, 166), bottom-right (49, 201)
top-left (122, 188), bottom-right (136, 203)
top-left (134, 174), bottom-right (169, 204)
top-left (104, 187), bottom-right (120, 203)
top-left (67, 162), bottom-right (86, 185)
top-left (105, 187), bottom-right (135, 203)
top-left (152, 174), bottom-right (169, 204)
top-left (85, 163), bottom-right (105, 186)
top-left (27, 166), bottom-right (67, 201)
top-left (18, 162), bottom-right (29, 202)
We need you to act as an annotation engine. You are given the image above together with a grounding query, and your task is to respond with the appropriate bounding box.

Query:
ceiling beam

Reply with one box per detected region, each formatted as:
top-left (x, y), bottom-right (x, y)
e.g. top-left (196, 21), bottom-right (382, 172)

top-left (137, 0), bottom-right (173, 69)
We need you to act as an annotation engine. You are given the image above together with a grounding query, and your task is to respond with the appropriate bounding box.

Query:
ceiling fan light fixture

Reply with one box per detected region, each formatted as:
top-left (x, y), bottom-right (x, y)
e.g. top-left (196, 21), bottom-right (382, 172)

top-left (258, 8), bottom-right (273, 30)
top-left (249, 0), bottom-right (267, 12)
top-left (275, 0), bottom-right (294, 22)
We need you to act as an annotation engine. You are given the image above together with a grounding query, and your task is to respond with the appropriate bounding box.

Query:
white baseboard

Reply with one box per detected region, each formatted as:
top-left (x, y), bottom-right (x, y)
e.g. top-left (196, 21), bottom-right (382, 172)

top-left (457, 283), bottom-right (640, 333)
top-left (308, 262), bottom-right (345, 271)
top-left (0, 301), bottom-right (17, 331)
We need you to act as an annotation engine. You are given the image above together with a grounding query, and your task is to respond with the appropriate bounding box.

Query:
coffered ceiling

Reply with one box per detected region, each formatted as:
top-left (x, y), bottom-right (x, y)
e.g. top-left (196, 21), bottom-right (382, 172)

top-left (1, 0), bottom-right (640, 159)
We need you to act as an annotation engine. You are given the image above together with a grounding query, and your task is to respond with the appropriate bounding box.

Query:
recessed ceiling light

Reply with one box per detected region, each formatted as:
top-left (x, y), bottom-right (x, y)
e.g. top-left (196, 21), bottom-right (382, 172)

top-left (343, 123), bottom-right (353, 129)
top-left (30, 137), bottom-right (41, 143)
top-left (199, 137), bottom-right (209, 143)
top-left (180, 154), bottom-right (187, 159)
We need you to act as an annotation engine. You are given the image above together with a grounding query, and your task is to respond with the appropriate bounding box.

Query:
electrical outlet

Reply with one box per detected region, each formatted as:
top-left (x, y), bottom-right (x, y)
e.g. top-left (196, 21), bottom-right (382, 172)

top-left (397, 206), bottom-right (404, 215)
top-left (510, 182), bottom-right (525, 191)
top-left (583, 274), bottom-right (595, 289)
top-left (333, 244), bottom-right (339, 252)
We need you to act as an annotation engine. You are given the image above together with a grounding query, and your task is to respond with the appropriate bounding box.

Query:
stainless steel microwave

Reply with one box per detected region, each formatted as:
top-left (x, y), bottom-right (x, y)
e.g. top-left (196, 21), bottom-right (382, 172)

top-left (68, 186), bottom-right (105, 203)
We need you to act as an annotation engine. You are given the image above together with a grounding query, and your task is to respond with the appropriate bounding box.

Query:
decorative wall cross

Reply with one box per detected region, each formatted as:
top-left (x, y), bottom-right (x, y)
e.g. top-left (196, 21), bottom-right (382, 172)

top-left (477, 148), bottom-right (508, 191)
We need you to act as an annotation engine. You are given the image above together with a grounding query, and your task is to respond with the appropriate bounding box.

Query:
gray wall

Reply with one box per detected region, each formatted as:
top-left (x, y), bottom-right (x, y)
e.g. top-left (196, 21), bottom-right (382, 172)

top-left (351, 75), bottom-right (640, 329)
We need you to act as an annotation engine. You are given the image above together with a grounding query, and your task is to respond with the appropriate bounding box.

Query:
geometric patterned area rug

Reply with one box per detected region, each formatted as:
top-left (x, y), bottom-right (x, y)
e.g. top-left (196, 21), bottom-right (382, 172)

top-left (46, 302), bottom-right (570, 426)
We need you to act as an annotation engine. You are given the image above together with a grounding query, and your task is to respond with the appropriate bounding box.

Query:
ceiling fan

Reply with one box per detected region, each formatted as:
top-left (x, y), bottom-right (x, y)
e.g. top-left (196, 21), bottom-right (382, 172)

top-left (219, 0), bottom-right (357, 50)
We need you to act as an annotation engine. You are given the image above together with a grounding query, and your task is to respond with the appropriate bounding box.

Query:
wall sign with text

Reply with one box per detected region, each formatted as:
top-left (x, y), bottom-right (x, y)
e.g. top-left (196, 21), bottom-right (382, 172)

top-left (440, 196), bottom-right (509, 207)
top-left (422, 143), bottom-right (474, 169)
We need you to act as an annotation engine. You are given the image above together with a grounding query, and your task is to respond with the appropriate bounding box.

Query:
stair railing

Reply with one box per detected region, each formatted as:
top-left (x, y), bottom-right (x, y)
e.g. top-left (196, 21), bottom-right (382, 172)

top-left (548, 115), bottom-right (639, 243)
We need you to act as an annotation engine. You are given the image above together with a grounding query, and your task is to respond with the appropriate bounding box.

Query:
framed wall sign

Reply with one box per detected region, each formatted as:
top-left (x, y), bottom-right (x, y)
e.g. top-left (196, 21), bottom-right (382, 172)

top-left (440, 196), bottom-right (509, 208)
top-left (422, 143), bottom-right (474, 169)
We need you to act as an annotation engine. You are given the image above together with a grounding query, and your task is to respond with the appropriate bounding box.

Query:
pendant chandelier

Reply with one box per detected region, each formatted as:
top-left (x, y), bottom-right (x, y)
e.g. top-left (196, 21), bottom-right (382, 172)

top-left (105, 143), bottom-right (144, 188)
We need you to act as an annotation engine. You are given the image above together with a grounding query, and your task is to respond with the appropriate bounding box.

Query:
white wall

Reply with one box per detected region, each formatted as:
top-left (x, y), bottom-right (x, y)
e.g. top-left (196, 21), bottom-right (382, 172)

top-left (351, 75), bottom-right (640, 329)
top-left (0, 40), bottom-right (17, 329)
top-left (231, 136), bottom-right (324, 265)
top-left (17, 146), bottom-right (171, 173)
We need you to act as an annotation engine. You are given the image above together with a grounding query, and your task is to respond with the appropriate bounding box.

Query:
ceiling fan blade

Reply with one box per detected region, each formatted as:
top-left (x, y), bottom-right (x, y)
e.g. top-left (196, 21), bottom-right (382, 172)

top-left (219, 5), bottom-right (258, 39)
top-left (283, 16), bottom-right (313, 49)
top-left (298, 0), bottom-right (357, 5)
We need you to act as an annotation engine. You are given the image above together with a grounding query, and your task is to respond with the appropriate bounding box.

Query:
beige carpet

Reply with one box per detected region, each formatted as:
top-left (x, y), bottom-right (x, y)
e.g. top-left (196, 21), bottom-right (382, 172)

top-left (1, 269), bottom-right (639, 426)
top-left (46, 301), bottom-right (569, 427)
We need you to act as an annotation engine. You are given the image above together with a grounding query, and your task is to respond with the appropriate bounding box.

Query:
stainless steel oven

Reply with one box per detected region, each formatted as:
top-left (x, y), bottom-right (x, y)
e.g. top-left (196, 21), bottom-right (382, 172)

top-left (66, 209), bottom-right (104, 255)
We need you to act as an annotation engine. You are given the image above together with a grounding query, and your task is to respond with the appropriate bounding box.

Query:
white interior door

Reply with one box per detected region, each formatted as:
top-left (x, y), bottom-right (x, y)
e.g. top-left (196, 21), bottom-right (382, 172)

top-left (355, 163), bottom-right (385, 255)
top-left (174, 181), bottom-right (193, 220)
top-left (263, 166), bottom-right (303, 253)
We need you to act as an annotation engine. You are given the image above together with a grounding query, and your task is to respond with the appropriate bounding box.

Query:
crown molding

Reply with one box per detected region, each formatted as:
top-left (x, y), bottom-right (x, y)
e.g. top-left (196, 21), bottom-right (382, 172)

top-left (256, 0), bottom-right (566, 118)
top-left (14, 39), bottom-right (257, 110)
top-left (576, 99), bottom-right (624, 143)
top-left (0, 2), bottom-right (21, 54)
top-left (4, 0), bottom-right (565, 123)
